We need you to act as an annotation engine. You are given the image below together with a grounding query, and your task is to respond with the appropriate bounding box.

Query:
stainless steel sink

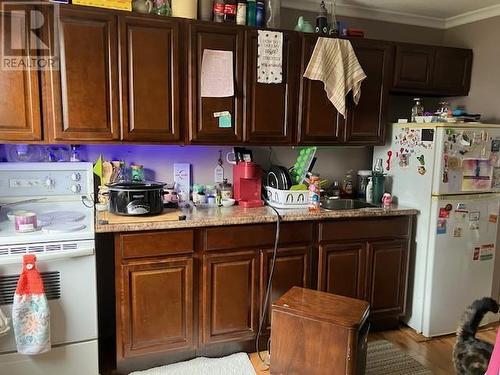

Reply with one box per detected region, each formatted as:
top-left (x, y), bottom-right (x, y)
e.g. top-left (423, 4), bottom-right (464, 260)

top-left (321, 199), bottom-right (378, 211)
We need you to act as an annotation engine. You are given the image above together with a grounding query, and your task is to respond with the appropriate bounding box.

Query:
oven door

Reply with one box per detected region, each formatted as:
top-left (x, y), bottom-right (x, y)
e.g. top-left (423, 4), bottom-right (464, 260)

top-left (0, 245), bottom-right (97, 354)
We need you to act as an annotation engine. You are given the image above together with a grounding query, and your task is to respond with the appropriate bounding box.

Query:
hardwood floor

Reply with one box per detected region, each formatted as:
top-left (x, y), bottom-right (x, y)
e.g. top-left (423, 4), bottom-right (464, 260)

top-left (250, 324), bottom-right (499, 374)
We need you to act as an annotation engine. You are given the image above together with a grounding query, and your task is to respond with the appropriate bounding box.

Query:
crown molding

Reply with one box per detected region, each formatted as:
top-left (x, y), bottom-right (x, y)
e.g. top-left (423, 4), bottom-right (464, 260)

top-left (282, 0), bottom-right (500, 30)
top-left (445, 3), bottom-right (500, 28)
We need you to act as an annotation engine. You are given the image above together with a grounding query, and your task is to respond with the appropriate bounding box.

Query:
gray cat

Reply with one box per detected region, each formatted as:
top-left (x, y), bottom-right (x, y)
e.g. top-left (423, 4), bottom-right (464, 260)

top-left (453, 297), bottom-right (499, 375)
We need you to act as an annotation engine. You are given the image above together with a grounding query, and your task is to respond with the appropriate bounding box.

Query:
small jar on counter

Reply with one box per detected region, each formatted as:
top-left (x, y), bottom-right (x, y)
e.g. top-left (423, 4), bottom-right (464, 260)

top-left (219, 179), bottom-right (233, 200)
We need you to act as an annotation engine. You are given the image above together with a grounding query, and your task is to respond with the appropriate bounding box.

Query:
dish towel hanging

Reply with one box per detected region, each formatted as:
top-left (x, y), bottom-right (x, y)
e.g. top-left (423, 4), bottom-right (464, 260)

top-left (304, 38), bottom-right (367, 118)
top-left (12, 254), bottom-right (51, 355)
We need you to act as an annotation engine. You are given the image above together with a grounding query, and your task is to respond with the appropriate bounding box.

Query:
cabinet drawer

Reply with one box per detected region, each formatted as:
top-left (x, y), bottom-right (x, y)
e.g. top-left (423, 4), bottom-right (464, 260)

top-left (319, 217), bottom-right (411, 242)
top-left (204, 223), bottom-right (313, 251)
top-left (118, 230), bottom-right (194, 259)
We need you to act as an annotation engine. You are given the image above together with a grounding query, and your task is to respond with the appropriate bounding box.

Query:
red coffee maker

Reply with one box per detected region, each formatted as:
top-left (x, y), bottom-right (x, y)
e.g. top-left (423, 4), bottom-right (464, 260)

top-left (233, 162), bottom-right (264, 208)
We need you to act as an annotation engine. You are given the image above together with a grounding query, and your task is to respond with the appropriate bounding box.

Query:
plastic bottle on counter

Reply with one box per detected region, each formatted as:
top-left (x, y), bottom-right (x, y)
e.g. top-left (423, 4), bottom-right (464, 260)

top-left (366, 177), bottom-right (373, 204)
top-left (213, 0), bottom-right (225, 22)
top-left (224, 0), bottom-right (237, 23)
top-left (236, 0), bottom-right (247, 25)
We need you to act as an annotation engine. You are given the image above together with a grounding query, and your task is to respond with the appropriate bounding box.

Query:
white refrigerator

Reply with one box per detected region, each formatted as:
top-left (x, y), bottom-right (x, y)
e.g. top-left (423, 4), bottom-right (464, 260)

top-left (374, 123), bottom-right (500, 337)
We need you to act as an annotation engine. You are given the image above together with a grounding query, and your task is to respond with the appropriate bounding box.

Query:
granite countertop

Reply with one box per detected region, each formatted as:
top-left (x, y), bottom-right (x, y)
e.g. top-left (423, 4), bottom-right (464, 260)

top-left (95, 205), bottom-right (418, 233)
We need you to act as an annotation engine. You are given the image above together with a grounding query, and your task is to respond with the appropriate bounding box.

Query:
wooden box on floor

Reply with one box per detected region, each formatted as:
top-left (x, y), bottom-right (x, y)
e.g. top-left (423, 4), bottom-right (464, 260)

top-left (270, 287), bottom-right (370, 375)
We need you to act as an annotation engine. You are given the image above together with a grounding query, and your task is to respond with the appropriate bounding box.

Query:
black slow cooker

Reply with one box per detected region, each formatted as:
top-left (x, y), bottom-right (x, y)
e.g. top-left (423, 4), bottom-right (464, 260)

top-left (107, 181), bottom-right (166, 216)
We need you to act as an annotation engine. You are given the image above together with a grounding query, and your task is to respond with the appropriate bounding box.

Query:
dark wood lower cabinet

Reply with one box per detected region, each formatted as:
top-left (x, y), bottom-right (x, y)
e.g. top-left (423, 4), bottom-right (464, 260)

top-left (111, 217), bottom-right (413, 370)
top-left (260, 246), bottom-right (310, 330)
top-left (118, 257), bottom-right (194, 359)
top-left (366, 240), bottom-right (409, 324)
top-left (318, 243), bottom-right (367, 300)
top-left (201, 250), bottom-right (259, 345)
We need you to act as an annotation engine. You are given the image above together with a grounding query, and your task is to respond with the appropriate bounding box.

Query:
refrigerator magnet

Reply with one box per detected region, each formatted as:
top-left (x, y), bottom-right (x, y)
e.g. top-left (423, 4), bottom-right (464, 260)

top-left (489, 214), bottom-right (498, 223)
top-left (480, 244), bottom-right (495, 261)
top-left (439, 208), bottom-right (450, 218)
top-left (473, 247), bottom-right (481, 261)
top-left (437, 219), bottom-right (447, 235)
top-left (469, 222), bottom-right (480, 231)
top-left (418, 166), bottom-right (426, 175)
top-left (469, 211), bottom-right (480, 221)
top-left (453, 226), bottom-right (463, 238)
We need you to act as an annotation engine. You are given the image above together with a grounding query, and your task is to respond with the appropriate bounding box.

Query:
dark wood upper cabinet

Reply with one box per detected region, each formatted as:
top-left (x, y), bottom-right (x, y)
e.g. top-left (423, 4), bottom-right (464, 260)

top-left (119, 257), bottom-right (194, 359)
top-left (318, 243), bottom-right (367, 299)
top-left (0, 5), bottom-right (42, 142)
top-left (345, 39), bottom-right (393, 145)
top-left (120, 16), bottom-right (181, 142)
top-left (393, 44), bottom-right (435, 91)
top-left (393, 43), bottom-right (472, 96)
top-left (188, 23), bottom-right (244, 144)
top-left (298, 34), bottom-right (344, 145)
top-left (433, 47), bottom-right (472, 96)
top-left (366, 240), bottom-right (409, 320)
top-left (259, 246), bottom-right (310, 330)
top-left (43, 7), bottom-right (120, 141)
top-left (201, 250), bottom-right (259, 344)
top-left (244, 30), bottom-right (299, 144)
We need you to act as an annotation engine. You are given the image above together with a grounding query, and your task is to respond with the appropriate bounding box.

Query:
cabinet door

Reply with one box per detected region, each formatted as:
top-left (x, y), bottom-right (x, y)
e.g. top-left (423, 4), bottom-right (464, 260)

top-left (119, 257), bottom-right (193, 358)
top-left (245, 30), bottom-right (299, 144)
top-left (345, 40), bottom-right (393, 145)
top-left (43, 8), bottom-right (120, 141)
top-left (318, 243), bottom-right (367, 299)
top-left (433, 48), bottom-right (472, 96)
top-left (201, 250), bottom-right (258, 344)
top-left (393, 44), bottom-right (434, 91)
top-left (188, 24), bottom-right (244, 144)
top-left (366, 240), bottom-right (409, 318)
top-left (120, 16), bottom-right (181, 142)
top-left (298, 34), bottom-right (344, 145)
top-left (260, 246), bottom-right (310, 330)
top-left (0, 5), bottom-right (42, 141)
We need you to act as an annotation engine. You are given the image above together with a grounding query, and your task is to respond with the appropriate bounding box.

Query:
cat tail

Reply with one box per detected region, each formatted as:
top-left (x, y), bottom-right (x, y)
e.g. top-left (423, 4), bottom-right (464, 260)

top-left (457, 297), bottom-right (499, 341)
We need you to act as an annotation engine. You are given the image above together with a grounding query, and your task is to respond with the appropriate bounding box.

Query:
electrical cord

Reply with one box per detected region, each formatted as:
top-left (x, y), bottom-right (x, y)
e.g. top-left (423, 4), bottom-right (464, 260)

top-left (255, 204), bottom-right (281, 366)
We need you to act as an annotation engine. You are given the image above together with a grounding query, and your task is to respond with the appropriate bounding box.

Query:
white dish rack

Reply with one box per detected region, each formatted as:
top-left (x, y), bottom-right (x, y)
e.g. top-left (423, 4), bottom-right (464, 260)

top-left (265, 186), bottom-right (309, 209)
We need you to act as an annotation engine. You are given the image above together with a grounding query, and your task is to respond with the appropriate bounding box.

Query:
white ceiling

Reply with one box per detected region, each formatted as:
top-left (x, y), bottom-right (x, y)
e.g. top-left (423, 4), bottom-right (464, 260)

top-left (282, 0), bottom-right (500, 29)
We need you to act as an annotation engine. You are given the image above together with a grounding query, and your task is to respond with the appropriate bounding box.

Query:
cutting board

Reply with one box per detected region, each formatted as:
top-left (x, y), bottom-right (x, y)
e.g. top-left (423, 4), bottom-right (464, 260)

top-left (98, 209), bottom-right (183, 224)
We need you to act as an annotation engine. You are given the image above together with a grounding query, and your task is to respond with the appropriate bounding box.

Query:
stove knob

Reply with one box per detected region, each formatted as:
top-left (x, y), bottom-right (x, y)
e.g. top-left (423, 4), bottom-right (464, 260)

top-left (71, 172), bottom-right (81, 182)
top-left (71, 184), bottom-right (81, 193)
top-left (45, 178), bottom-right (54, 188)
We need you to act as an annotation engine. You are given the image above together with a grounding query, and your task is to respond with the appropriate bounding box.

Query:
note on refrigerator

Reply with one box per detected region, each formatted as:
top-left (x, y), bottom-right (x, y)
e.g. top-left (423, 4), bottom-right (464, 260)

top-left (201, 50), bottom-right (234, 98)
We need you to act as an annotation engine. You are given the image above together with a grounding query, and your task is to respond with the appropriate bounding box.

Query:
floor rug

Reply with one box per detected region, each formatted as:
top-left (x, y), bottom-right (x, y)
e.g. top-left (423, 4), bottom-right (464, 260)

top-left (129, 352), bottom-right (256, 375)
top-left (367, 340), bottom-right (432, 375)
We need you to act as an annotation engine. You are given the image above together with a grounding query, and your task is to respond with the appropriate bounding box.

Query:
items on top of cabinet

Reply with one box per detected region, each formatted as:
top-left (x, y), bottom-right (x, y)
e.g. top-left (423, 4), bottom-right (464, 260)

top-left (294, 16), bottom-right (314, 33)
top-left (224, 0), bottom-right (237, 23)
top-left (255, 1), bottom-right (265, 27)
top-left (304, 38), bottom-right (367, 118)
top-left (247, 0), bottom-right (257, 26)
top-left (171, 0), bottom-right (196, 18)
top-left (265, 0), bottom-right (281, 28)
top-left (236, 0), bottom-right (247, 25)
top-left (213, 0), bottom-right (225, 22)
top-left (132, 0), bottom-right (153, 14)
top-left (199, 0), bottom-right (214, 20)
top-left (72, 0), bottom-right (131, 11)
top-left (315, 1), bottom-right (328, 35)
top-left (411, 98), bottom-right (424, 122)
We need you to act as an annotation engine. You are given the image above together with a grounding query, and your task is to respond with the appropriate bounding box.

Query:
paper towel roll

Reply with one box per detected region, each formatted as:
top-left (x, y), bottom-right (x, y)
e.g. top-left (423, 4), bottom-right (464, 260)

top-left (171, 0), bottom-right (197, 19)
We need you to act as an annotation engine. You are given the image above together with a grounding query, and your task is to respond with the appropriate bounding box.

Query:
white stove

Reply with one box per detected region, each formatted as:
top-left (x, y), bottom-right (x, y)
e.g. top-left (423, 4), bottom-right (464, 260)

top-left (0, 163), bottom-right (98, 375)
